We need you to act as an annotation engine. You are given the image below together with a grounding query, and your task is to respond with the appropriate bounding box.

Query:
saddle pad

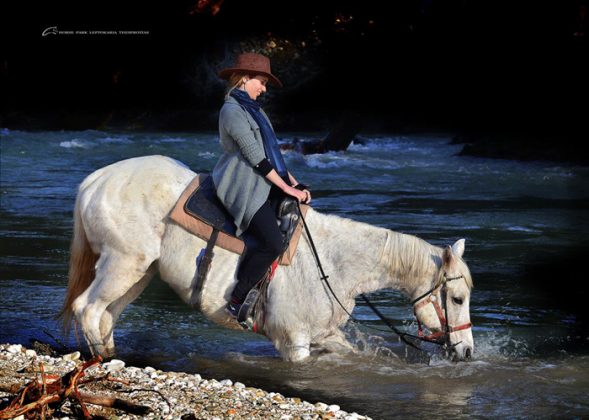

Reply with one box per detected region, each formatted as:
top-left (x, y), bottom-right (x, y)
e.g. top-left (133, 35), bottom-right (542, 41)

top-left (168, 174), bottom-right (309, 266)
top-left (185, 175), bottom-right (239, 236)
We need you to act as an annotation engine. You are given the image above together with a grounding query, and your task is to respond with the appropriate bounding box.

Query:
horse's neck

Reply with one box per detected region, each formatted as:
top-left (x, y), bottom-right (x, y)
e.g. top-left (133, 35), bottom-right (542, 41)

top-left (307, 210), bottom-right (440, 299)
top-left (377, 230), bottom-right (442, 298)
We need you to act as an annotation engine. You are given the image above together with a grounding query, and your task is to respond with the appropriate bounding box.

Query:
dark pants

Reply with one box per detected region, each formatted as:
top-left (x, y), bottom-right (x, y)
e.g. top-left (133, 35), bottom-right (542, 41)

top-left (232, 199), bottom-right (284, 302)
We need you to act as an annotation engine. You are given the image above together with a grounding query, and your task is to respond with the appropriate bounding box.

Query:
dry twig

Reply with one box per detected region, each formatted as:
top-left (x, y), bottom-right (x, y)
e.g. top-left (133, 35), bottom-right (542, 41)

top-left (0, 355), bottom-right (151, 419)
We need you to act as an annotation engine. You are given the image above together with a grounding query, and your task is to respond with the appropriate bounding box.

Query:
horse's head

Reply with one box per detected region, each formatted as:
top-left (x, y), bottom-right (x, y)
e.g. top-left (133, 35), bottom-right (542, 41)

top-left (412, 239), bottom-right (474, 361)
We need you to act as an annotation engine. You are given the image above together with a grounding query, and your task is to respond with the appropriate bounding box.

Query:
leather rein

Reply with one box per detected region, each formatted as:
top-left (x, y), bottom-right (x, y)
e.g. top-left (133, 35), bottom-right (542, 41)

top-left (411, 274), bottom-right (473, 344)
top-left (297, 203), bottom-right (471, 351)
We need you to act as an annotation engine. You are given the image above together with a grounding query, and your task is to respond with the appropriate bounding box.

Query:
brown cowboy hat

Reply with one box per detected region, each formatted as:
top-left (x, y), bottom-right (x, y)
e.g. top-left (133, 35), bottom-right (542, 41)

top-left (218, 52), bottom-right (283, 87)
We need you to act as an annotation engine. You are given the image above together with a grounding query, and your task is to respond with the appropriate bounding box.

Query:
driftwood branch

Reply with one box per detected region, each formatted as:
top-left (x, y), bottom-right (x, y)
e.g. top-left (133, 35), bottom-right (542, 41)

top-left (79, 392), bottom-right (152, 415)
top-left (0, 356), bottom-right (151, 419)
top-left (0, 383), bottom-right (22, 394)
top-left (0, 385), bottom-right (151, 417)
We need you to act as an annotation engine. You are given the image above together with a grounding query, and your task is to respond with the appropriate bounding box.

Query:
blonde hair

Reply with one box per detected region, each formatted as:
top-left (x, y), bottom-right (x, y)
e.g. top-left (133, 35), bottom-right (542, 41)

top-left (226, 72), bottom-right (250, 95)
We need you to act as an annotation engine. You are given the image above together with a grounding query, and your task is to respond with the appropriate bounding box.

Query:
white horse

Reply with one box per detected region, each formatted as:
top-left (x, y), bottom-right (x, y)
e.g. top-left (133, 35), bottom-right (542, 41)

top-left (61, 155), bottom-right (474, 362)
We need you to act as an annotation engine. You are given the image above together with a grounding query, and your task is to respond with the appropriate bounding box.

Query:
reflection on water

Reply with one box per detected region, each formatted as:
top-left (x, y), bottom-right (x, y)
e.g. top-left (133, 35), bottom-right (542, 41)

top-left (1, 130), bottom-right (589, 418)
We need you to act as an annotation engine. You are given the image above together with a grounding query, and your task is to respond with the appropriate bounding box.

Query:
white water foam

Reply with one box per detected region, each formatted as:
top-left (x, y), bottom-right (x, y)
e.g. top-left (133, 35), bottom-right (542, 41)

top-left (474, 330), bottom-right (532, 359)
top-left (198, 152), bottom-right (217, 159)
top-left (59, 139), bottom-right (95, 149)
top-left (504, 225), bottom-right (542, 233)
top-left (303, 151), bottom-right (401, 170)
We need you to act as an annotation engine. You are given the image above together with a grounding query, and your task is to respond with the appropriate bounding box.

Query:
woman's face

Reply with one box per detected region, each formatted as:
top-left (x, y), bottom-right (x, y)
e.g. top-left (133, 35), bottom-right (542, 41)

top-left (243, 75), bottom-right (268, 100)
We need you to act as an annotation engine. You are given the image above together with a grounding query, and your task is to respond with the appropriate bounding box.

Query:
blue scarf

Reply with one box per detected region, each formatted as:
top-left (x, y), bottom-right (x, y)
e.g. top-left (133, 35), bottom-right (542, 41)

top-left (230, 89), bottom-right (290, 183)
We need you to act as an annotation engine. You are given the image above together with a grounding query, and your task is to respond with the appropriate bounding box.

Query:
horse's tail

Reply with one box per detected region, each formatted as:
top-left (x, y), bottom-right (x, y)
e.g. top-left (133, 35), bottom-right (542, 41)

top-left (59, 192), bottom-right (98, 334)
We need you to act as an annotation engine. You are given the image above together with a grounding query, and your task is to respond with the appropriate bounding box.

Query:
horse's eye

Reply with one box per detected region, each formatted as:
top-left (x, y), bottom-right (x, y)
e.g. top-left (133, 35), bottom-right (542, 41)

top-left (452, 297), bottom-right (464, 305)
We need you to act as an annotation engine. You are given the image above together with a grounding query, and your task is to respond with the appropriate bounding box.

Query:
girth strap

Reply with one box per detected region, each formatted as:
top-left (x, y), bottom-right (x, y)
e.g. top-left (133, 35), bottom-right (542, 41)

top-left (194, 228), bottom-right (220, 307)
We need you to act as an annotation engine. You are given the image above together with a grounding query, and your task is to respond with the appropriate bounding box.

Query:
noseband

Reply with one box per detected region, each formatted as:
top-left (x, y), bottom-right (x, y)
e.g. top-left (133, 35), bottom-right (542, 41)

top-left (411, 273), bottom-right (473, 343)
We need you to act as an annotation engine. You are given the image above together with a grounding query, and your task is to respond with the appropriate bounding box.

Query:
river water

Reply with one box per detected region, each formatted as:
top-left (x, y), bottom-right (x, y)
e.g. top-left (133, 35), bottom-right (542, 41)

top-left (1, 128), bottom-right (588, 418)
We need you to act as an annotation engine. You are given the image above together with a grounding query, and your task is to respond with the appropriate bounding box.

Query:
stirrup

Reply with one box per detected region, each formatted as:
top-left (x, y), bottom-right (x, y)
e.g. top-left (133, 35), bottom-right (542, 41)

top-left (237, 288), bottom-right (259, 330)
top-left (225, 301), bottom-right (241, 319)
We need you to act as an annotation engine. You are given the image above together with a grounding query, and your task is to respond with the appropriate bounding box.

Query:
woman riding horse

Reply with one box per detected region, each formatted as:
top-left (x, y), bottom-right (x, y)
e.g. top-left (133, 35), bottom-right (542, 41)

top-left (212, 52), bottom-right (312, 319)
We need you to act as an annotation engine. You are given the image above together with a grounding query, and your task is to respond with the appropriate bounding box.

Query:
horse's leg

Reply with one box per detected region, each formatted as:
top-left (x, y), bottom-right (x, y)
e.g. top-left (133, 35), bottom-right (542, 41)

top-left (278, 331), bottom-right (311, 362)
top-left (73, 250), bottom-right (154, 357)
top-left (99, 263), bottom-right (157, 357)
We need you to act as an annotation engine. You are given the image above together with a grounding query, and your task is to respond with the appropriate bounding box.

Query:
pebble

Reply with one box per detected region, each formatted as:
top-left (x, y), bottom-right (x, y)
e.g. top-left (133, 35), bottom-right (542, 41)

top-left (62, 351), bottom-right (81, 361)
top-left (103, 359), bottom-right (125, 372)
top-left (7, 344), bottom-right (22, 354)
top-left (316, 402), bottom-right (329, 411)
top-left (329, 404), bottom-right (341, 413)
top-left (0, 342), bottom-right (372, 419)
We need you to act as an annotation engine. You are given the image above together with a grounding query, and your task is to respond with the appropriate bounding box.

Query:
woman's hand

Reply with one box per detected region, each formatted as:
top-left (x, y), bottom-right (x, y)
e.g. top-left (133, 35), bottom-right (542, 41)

top-left (301, 189), bottom-right (311, 204)
top-left (265, 169), bottom-right (311, 203)
top-left (284, 185), bottom-right (309, 203)
top-left (292, 182), bottom-right (311, 203)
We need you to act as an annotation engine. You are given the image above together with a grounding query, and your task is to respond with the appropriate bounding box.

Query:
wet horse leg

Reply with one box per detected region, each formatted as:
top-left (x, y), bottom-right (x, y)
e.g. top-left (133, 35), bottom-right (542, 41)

top-left (99, 263), bottom-right (158, 357)
top-left (72, 250), bottom-right (155, 357)
top-left (280, 331), bottom-right (311, 362)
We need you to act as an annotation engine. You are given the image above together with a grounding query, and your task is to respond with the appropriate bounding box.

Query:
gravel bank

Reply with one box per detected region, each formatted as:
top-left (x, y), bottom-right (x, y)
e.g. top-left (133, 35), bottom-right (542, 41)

top-left (0, 343), bottom-right (371, 419)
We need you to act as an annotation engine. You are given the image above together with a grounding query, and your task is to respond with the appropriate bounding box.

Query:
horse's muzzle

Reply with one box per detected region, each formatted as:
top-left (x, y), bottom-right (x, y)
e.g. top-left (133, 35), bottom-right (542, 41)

top-left (448, 344), bottom-right (473, 362)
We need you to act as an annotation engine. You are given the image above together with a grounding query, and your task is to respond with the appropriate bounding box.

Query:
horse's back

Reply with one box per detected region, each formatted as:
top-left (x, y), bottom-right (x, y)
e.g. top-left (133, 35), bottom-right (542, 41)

top-left (80, 155), bottom-right (193, 191)
top-left (77, 155), bottom-right (195, 256)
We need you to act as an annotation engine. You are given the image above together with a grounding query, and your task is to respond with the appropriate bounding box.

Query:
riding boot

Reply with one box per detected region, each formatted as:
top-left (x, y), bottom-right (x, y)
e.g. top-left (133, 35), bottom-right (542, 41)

top-left (225, 297), bottom-right (242, 319)
top-left (229, 267), bottom-right (271, 329)
top-left (237, 287), bottom-right (259, 323)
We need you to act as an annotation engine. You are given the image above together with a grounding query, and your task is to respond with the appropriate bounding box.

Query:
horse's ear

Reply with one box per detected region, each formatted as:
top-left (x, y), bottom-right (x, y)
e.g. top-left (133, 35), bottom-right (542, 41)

top-left (452, 239), bottom-right (465, 258)
top-left (443, 245), bottom-right (454, 266)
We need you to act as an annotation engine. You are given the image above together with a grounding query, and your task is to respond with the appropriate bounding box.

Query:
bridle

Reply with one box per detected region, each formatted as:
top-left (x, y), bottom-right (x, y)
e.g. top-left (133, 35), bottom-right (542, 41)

top-left (411, 273), bottom-right (473, 344)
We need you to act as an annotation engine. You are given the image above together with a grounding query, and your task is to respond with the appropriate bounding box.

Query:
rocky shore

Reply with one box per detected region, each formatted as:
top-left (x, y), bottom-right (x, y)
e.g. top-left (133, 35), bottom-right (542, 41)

top-left (0, 343), bottom-right (370, 419)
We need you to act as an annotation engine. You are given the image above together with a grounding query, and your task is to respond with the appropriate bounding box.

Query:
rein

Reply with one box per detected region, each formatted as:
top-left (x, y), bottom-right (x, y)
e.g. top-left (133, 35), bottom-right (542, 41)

top-left (297, 203), bottom-right (454, 351)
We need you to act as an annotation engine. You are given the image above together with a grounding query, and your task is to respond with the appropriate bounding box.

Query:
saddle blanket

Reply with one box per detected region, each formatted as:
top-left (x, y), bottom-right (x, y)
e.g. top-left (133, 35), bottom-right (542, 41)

top-left (168, 174), bottom-right (309, 265)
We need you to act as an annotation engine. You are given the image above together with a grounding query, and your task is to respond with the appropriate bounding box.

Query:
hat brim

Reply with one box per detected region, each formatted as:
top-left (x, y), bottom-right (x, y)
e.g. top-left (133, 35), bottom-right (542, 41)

top-left (218, 68), bottom-right (283, 88)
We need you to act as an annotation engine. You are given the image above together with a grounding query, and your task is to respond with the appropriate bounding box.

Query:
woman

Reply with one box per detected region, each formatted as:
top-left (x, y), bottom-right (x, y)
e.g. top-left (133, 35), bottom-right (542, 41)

top-left (212, 52), bottom-right (311, 320)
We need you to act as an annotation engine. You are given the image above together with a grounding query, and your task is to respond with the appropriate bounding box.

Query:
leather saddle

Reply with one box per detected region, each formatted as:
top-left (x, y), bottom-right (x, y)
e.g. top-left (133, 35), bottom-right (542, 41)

top-left (185, 175), bottom-right (299, 247)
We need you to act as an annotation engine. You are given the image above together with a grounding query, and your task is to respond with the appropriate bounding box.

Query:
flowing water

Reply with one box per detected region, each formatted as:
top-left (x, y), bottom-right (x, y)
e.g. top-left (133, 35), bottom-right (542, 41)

top-left (1, 128), bottom-right (588, 418)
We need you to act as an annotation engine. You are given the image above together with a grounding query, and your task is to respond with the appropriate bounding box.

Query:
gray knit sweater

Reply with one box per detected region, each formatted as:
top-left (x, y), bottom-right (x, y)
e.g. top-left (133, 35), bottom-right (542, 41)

top-left (212, 95), bottom-right (274, 236)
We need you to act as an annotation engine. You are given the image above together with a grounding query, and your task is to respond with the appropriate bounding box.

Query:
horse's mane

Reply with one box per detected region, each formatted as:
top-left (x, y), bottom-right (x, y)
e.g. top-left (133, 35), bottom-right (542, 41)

top-left (383, 230), bottom-right (474, 290)
top-left (298, 210), bottom-right (473, 293)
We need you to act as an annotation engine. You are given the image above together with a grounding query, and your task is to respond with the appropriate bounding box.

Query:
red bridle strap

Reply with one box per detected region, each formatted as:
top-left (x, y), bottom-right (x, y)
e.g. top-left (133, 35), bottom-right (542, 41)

top-left (413, 281), bottom-right (472, 342)
top-left (447, 322), bottom-right (472, 333)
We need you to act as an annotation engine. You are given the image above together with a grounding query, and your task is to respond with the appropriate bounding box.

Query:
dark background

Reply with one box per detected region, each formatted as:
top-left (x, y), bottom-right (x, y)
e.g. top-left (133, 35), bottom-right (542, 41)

top-left (2, 0), bottom-right (588, 142)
